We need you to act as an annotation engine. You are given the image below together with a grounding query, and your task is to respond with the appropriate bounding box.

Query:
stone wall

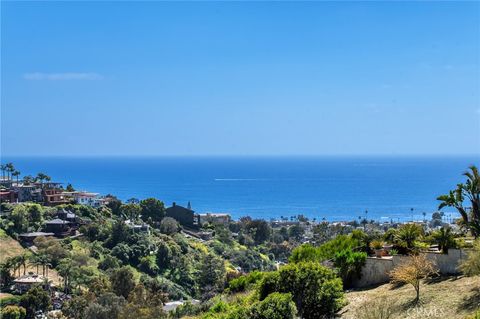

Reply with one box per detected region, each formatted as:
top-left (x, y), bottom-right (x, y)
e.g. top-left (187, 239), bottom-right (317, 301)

top-left (352, 249), bottom-right (468, 288)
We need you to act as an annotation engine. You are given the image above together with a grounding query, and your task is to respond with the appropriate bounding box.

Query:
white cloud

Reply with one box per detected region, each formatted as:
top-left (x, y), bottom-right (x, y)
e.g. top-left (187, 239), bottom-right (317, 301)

top-left (23, 72), bottom-right (103, 81)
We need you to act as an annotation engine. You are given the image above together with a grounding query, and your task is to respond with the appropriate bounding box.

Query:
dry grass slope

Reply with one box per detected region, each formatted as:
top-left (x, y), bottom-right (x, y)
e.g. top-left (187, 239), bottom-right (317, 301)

top-left (341, 276), bottom-right (480, 319)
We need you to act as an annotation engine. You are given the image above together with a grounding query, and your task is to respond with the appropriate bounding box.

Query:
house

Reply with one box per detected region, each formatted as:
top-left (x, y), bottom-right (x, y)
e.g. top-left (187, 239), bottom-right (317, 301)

top-left (14, 273), bottom-right (51, 293)
top-left (19, 232), bottom-right (55, 244)
top-left (0, 190), bottom-right (17, 203)
top-left (56, 209), bottom-right (81, 224)
top-left (63, 191), bottom-right (106, 208)
top-left (199, 213), bottom-right (231, 225)
top-left (163, 299), bottom-right (200, 312)
top-left (43, 183), bottom-right (71, 206)
top-left (14, 184), bottom-right (42, 202)
top-left (44, 218), bottom-right (72, 237)
top-left (165, 202), bottom-right (200, 229)
top-left (125, 220), bottom-right (150, 234)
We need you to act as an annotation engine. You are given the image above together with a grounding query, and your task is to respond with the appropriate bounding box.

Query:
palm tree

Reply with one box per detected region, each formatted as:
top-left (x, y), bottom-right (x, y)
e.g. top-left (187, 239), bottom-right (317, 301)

top-left (17, 254), bottom-right (28, 276)
top-left (431, 227), bottom-right (456, 254)
top-left (0, 164), bottom-right (6, 180)
top-left (12, 170), bottom-right (21, 184)
top-left (36, 173), bottom-right (51, 188)
top-left (23, 175), bottom-right (34, 185)
top-left (395, 223), bottom-right (423, 251)
top-left (5, 163), bottom-right (15, 180)
top-left (438, 165), bottom-right (480, 238)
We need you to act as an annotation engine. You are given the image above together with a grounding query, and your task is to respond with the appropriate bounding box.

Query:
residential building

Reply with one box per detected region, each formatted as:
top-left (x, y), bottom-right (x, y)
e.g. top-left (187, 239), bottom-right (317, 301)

top-left (44, 218), bottom-right (72, 237)
top-left (0, 190), bottom-right (17, 203)
top-left (63, 191), bottom-right (106, 208)
top-left (165, 202), bottom-right (200, 229)
top-left (199, 213), bottom-right (231, 225)
top-left (13, 273), bottom-right (51, 293)
top-left (43, 183), bottom-right (70, 206)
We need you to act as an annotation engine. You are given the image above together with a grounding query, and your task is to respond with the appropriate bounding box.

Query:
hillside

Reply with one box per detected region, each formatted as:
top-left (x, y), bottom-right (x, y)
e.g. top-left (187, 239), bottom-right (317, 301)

top-left (0, 229), bottom-right (26, 263)
top-left (0, 229), bottom-right (62, 286)
top-left (340, 276), bottom-right (480, 319)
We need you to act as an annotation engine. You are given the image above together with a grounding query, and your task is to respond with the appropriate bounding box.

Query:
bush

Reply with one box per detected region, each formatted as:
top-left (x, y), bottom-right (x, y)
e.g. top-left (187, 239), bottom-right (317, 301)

top-left (289, 235), bottom-right (359, 263)
top-left (258, 262), bottom-right (344, 319)
top-left (250, 292), bottom-right (297, 319)
top-left (460, 240), bottom-right (480, 276)
top-left (228, 271), bottom-right (264, 293)
top-left (354, 297), bottom-right (396, 319)
top-left (1, 305), bottom-right (27, 319)
top-left (333, 250), bottom-right (367, 288)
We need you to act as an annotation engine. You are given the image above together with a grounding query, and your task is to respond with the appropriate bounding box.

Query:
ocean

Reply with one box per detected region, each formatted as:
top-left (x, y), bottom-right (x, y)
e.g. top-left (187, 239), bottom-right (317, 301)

top-left (2, 156), bottom-right (478, 222)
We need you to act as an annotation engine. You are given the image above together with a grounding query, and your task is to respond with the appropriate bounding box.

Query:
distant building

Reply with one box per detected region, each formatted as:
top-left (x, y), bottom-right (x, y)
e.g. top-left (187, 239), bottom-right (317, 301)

top-left (44, 218), bottom-right (72, 237)
top-left (19, 232), bottom-right (55, 243)
top-left (43, 183), bottom-right (70, 206)
top-left (199, 213), bottom-right (231, 225)
top-left (14, 184), bottom-right (42, 202)
top-left (14, 273), bottom-right (51, 293)
top-left (63, 191), bottom-right (106, 208)
top-left (165, 202), bottom-right (200, 229)
top-left (125, 220), bottom-right (150, 234)
top-left (0, 190), bottom-right (17, 203)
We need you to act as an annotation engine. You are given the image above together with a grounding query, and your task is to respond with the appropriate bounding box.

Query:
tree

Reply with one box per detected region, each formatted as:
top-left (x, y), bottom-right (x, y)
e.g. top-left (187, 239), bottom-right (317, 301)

top-left (1, 306), bottom-right (27, 319)
top-left (250, 292), bottom-right (297, 319)
top-left (288, 224), bottom-right (305, 241)
top-left (246, 219), bottom-right (271, 244)
top-left (12, 170), bottom-right (21, 183)
top-left (390, 254), bottom-right (438, 303)
top-left (438, 165), bottom-right (480, 238)
top-left (198, 253), bottom-right (226, 299)
top-left (258, 262), bottom-right (344, 319)
top-left (66, 184), bottom-right (75, 192)
top-left (35, 173), bottom-right (51, 186)
top-left (20, 287), bottom-right (51, 319)
top-left (84, 293), bottom-right (126, 319)
top-left (110, 266), bottom-right (136, 298)
top-left (120, 203), bottom-right (142, 221)
top-left (159, 217), bottom-right (179, 235)
top-left (139, 198), bottom-right (165, 224)
top-left (430, 227), bottom-right (456, 253)
top-left (333, 250), bottom-right (367, 288)
top-left (6, 163), bottom-right (15, 180)
top-left (394, 223), bottom-right (423, 251)
top-left (106, 195), bottom-right (123, 215)
top-left (0, 164), bottom-right (6, 180)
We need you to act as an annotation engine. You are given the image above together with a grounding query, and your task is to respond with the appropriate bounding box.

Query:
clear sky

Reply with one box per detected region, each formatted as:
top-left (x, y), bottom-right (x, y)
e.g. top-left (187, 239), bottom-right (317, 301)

top-left (1, 1), bottom-right (479, 156)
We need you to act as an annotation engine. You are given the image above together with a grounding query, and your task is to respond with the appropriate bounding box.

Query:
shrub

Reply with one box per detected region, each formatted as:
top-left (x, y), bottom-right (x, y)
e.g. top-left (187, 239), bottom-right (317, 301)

top-left (228, 271), bottom-right (265, 293)
top-left (430, 227), bottom-right (456, 253)
top-left (1, 305), bottom-right (27, 319)
top-left (333, 250), bottom-right (367, 288)
top-left (258, 262), bottom-right (344, 319)
top-left (250, 292), bottom-right (297, 319)
top-left (354, 297), bottom-right (396, 319)
top-left (460, 240), bottom-right (480, 276)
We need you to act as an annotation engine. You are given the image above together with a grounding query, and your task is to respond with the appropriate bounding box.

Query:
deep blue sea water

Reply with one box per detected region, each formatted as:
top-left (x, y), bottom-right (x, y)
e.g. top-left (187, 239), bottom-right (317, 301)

top-left (2, 156), bottom-right (478, 221)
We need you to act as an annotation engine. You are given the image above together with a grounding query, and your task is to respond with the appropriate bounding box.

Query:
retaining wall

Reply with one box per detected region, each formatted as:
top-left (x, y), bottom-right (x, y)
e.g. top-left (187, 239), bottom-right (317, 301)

top-left (352, 249), bottom-right (468, 288)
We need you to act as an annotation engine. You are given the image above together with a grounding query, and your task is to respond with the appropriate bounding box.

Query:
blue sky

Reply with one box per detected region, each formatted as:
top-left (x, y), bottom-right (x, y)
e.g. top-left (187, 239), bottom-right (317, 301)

top-left (1, 1), bottom-right (479, 156)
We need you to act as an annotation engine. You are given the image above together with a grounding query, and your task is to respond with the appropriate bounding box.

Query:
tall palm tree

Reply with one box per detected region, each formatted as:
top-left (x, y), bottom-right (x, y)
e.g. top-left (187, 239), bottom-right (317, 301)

top-left (36, 173), bottom-right (51, 188)
top-left (12, 170), bottom-right (21, 184)
top-left (23, 175), bottom-right (34, 185)
top-left (5, 163), bottom-right (15, 180)
top-left (438, 165), bottom-right (480, 238)
top-left (17, 254), bottom-right (28, 276)
top-left (0, 164), bottom-right (6, 180)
